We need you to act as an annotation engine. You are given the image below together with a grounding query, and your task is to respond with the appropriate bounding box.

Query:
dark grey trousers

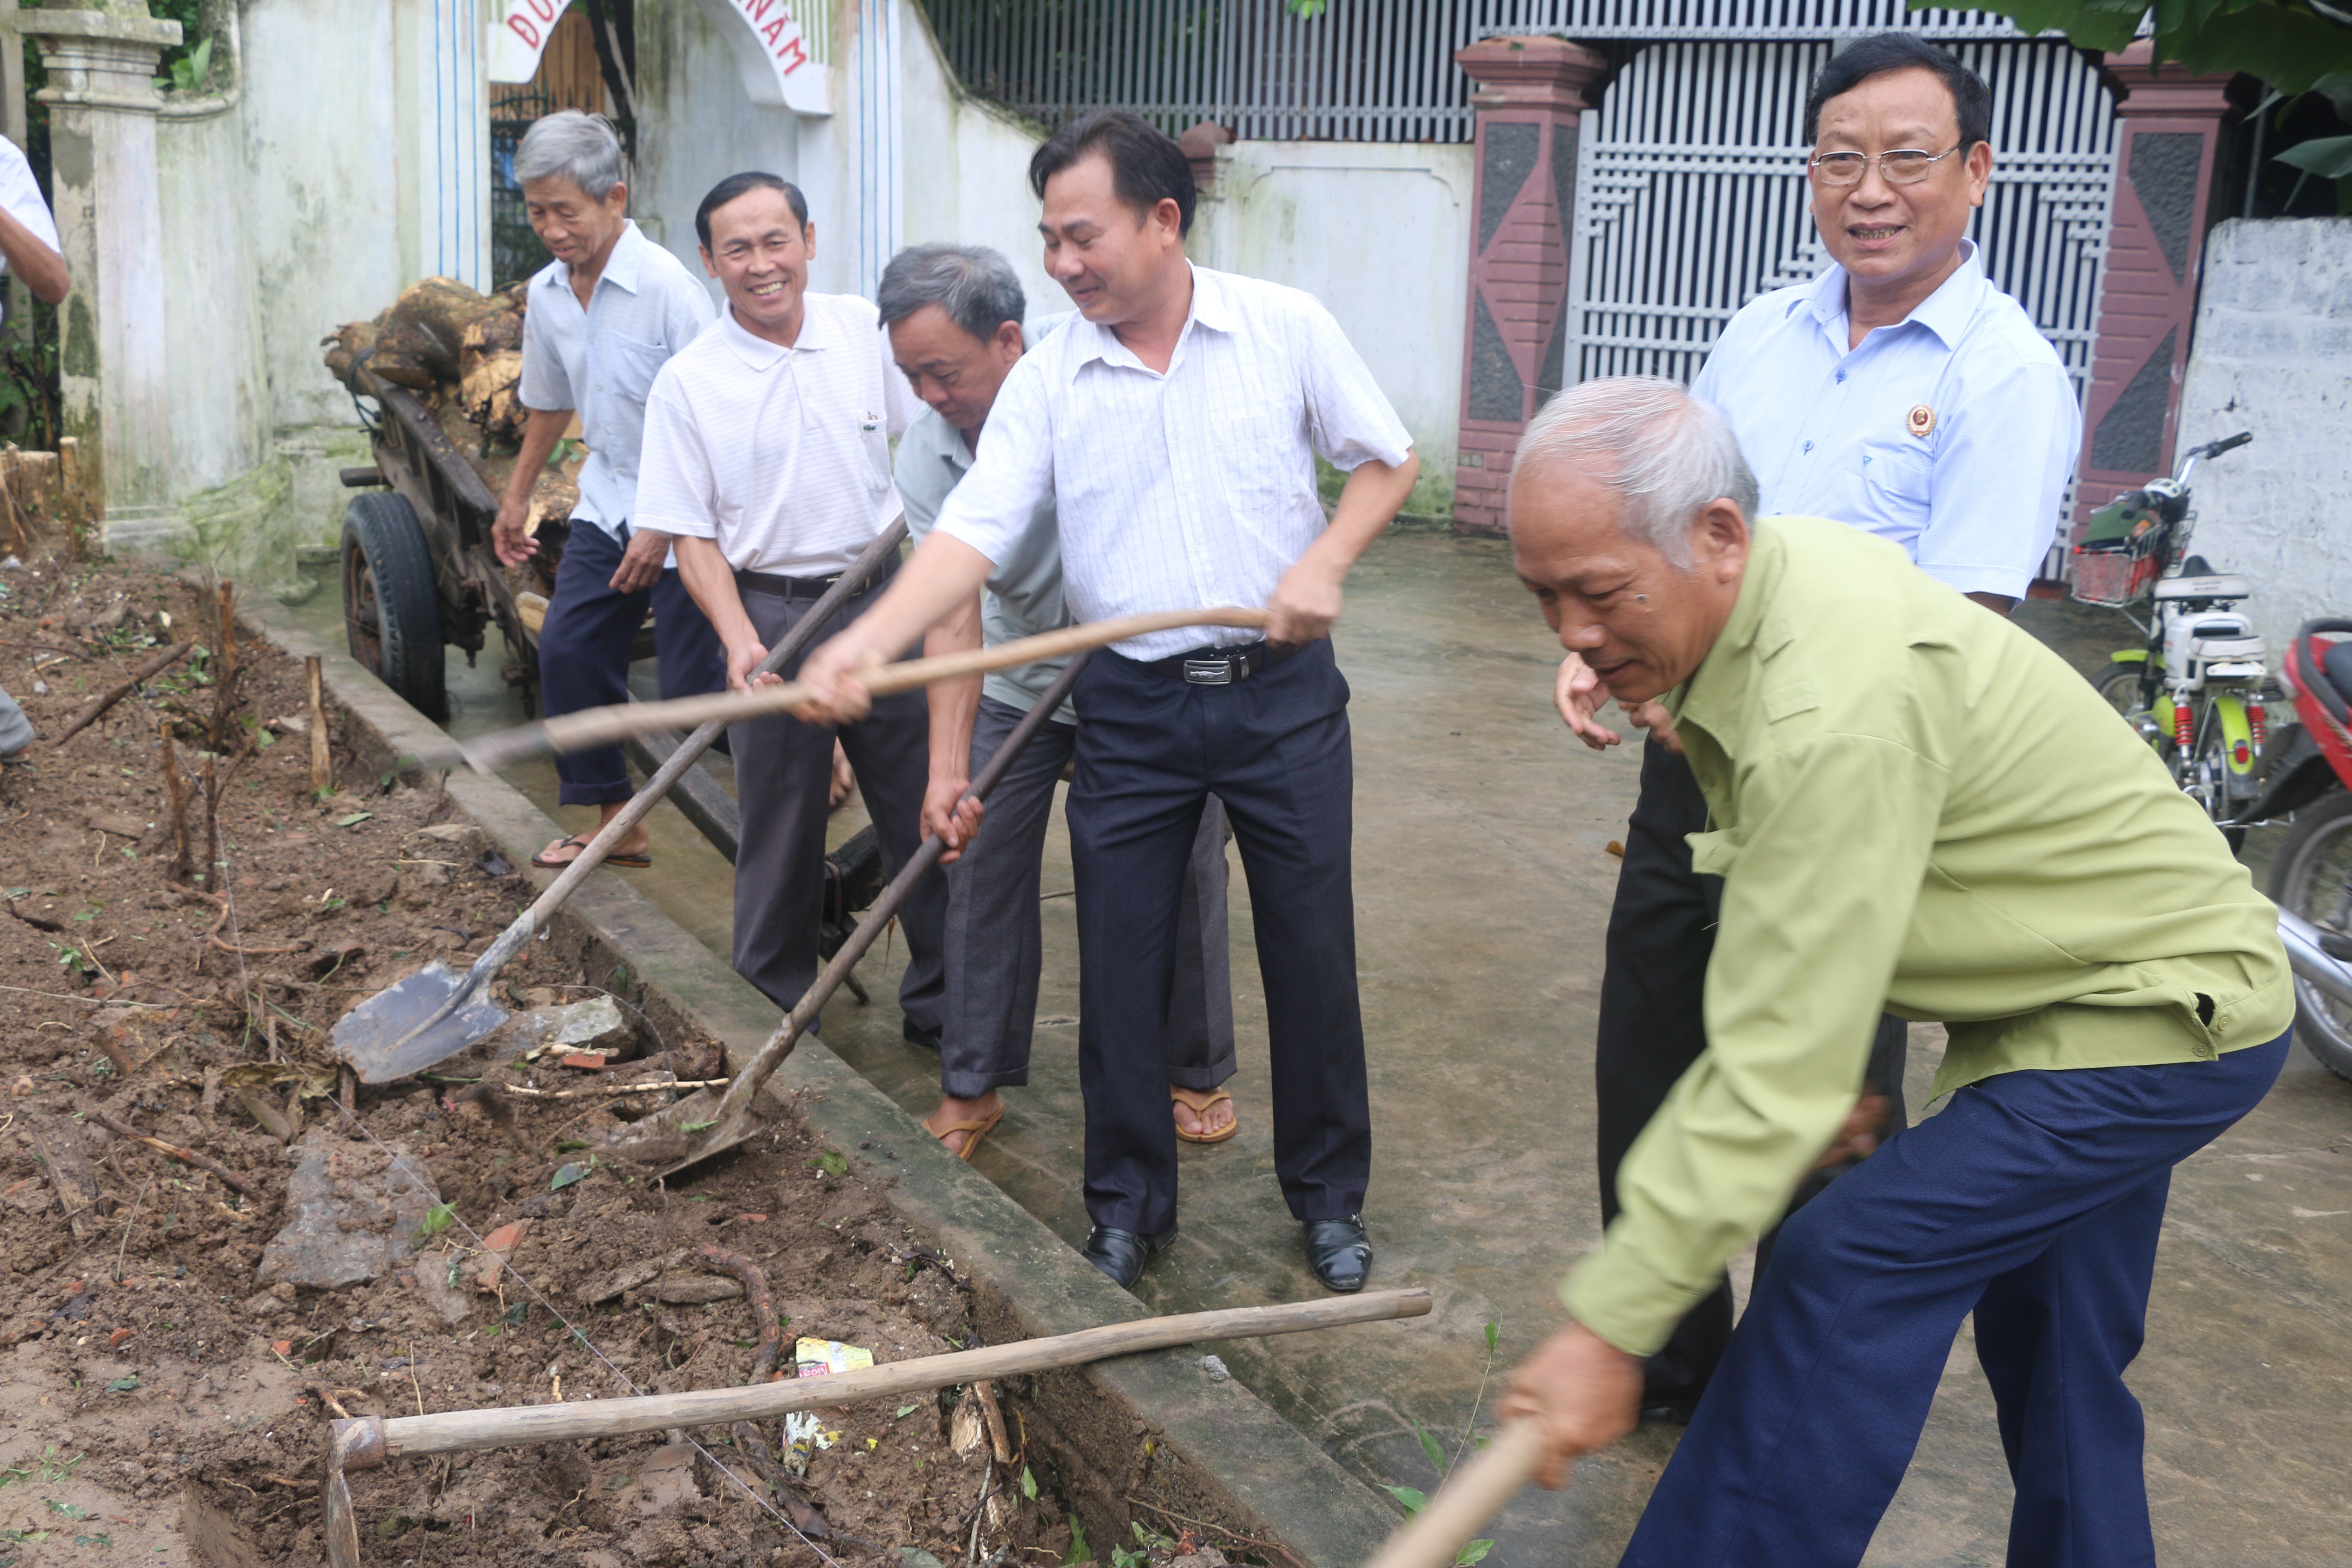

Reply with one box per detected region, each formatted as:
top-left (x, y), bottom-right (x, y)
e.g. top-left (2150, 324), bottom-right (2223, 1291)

top-left (940, 694), bottom-right (1235, 1100)
top-left (726, 577), bottom-right (944, 1033)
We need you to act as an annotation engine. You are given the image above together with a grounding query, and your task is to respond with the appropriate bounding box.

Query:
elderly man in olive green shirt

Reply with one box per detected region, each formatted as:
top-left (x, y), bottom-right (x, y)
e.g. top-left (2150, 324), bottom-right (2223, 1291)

top-left (1498, 377), bottom-right (2292, 1567)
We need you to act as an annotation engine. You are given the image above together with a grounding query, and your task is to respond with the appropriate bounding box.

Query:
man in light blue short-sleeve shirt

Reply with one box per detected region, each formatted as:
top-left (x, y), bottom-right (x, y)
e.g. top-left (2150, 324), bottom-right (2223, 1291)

top-left (1554, 34), bottom-right (2082, 1426)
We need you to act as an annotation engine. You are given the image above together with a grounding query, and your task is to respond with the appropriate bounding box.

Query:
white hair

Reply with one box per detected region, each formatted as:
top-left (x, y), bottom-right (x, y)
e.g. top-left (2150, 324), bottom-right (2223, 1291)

top-left (1513, 376), bottom-right (1759, 566)
top-left (513, 110), bottom-right (627, 202)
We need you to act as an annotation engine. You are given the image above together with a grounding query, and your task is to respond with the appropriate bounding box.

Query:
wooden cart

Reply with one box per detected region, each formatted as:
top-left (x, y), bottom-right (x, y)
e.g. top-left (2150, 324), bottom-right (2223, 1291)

top-left (335, 368), bottom-right (743, 859)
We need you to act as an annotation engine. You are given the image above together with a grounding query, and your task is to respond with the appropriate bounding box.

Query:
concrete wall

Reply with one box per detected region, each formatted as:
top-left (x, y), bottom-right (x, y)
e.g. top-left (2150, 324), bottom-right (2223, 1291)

top-left (633, 0), bottom-right (812, 285)
top-left (2172, 217), bottom-right (2352, 648)
top-left (893, 21), bottom-right (1470, 514)
top-left (1189, 141), bottom-right (1470, 514)
top-left (154, 97), bottom-right (270, 495)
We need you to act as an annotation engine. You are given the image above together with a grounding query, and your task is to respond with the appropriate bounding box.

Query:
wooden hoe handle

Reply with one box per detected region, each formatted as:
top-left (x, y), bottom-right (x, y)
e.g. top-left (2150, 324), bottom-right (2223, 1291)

top-left (1362, 1421), bottom-right (1547, 1568)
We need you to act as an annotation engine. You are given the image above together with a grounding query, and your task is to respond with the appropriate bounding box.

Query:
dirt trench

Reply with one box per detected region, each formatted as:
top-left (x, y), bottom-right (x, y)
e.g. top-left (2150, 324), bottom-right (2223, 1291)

top-left (0, 554), bottom-right (1240, 1568)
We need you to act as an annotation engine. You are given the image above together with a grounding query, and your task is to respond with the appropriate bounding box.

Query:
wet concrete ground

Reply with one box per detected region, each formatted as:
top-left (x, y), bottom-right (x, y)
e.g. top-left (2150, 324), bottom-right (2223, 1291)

top-left (302, 534), bottom-right (2352, 1565)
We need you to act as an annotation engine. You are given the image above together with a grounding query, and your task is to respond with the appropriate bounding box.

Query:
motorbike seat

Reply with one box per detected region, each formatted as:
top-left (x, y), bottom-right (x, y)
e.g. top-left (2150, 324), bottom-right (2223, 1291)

top-left (2154, 572), bottom-right (2252, 602)
top-left (2322, 639), bottom-right (2352, 707)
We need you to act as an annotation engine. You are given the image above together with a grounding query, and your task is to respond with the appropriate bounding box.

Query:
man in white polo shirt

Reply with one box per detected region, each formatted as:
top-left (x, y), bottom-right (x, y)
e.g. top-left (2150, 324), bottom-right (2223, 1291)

top-left (877, 241), bottom-right (1241, 1165)
top-left (488, 111), bottom-right (722, 873)
top-left (0, 131), bottom-right (68, 317)
top-left (634, 173), bottom-right (943, 1038)
top-left (795, 115), bottom-right (1418, 1295)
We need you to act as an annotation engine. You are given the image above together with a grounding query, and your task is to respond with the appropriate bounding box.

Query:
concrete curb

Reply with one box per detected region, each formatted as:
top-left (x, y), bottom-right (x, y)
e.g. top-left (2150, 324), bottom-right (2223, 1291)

top-left (239, 594), bottom-right (1405, 1567)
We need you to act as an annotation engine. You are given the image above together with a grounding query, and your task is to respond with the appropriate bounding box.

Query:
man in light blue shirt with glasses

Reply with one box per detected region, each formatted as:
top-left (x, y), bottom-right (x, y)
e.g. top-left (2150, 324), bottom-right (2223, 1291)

top-left (1555, 31), bottom-right (2081, 1424)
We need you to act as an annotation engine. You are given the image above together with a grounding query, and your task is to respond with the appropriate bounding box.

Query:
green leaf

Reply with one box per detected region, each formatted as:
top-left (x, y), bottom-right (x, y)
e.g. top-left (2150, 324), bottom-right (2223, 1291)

top-left (105, 1377), bottom-right (140, 1392)
top-left (550, 1161), bottom-right (588, 1190)
top-left (678, 1120), bottom-right (717, 1133)
top-left (46, 1501), bottom-right (88, 1519)
top-left (553, 1140), bottom-right (590, 1153)
top-left (1020, 1465), bottom-right (1038, 1501)
top-left (255, 729), bottom-right (276, 749)
top-left (1483, 1320), bottom-right (1498, 1355)
top-left (1413, 1417), bottom-right (1446, 1474)
top-left (415, 1203), bottom-right (455, 1241)
top-left (1381, 1485), bottom-right (1427, 1515)
top-left (1062, 1519), bottom-right (1090, 1568)
top-left (810, 1150), bottom-right (848, 1178)
top-left (74, 1534), bottom-right (111, 1549)
top-left (1454, 1542), bottom-right (1494, 1566)
top-left (335, 812), bottom-right (372, 828)
top-left (894, 1404), bottom-right (919, 1418)
top-left (2276, 134), bottom-right (2352, 181)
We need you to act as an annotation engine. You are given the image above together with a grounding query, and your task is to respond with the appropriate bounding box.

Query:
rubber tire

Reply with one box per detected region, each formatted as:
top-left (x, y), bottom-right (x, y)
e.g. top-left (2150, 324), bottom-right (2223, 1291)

top-left (2266, 787), bottom-right (2352, 1084)
top-left (2093, 659), bottom-right (2156, 720)
top-left (341, 492), bottom-right (447, 723)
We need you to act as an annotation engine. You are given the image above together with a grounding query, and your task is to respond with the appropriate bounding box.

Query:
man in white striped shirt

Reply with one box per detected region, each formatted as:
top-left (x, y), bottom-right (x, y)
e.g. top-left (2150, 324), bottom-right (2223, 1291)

top-left (634, 173), bottom-right (944, 1040)
top-left (796, 114), bottom-right (1418, 1294)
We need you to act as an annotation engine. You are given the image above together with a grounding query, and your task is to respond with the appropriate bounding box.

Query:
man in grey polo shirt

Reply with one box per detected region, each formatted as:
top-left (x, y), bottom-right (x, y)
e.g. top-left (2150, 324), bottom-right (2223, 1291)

top-left (879, 244), bottom-right (1238, 1162)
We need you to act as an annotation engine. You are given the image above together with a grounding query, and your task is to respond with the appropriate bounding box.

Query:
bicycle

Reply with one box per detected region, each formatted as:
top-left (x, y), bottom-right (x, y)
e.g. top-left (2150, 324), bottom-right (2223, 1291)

top-left (2073, 432), bottom-right (2265, 847)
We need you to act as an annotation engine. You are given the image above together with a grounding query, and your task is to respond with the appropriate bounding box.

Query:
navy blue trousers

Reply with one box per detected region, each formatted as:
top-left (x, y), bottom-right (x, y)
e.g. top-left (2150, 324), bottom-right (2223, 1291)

top-left (1066, 641), bottom-right (1369, 1234)
top-left (1621, 1030), bottom-right (2290, 1568)
top-left (536, 521), bottom-right (726, 806)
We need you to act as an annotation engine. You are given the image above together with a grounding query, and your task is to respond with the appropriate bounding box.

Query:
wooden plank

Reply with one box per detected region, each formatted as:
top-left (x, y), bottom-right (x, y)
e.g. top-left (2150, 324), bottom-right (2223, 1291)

top-left (624, 723), bottom-right (740, 865)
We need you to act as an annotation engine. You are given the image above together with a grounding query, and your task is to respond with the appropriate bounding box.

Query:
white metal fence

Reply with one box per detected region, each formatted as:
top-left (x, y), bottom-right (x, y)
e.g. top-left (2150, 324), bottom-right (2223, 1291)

top-left (918, 0), bottom-right (2054, 143)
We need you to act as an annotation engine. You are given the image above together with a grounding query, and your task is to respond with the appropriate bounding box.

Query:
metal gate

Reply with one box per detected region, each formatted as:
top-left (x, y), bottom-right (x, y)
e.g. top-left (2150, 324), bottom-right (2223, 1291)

top-left (1565, 39), bottom-right (2115, 569)
top-left (1568, 39), bottom-right (2117, 392)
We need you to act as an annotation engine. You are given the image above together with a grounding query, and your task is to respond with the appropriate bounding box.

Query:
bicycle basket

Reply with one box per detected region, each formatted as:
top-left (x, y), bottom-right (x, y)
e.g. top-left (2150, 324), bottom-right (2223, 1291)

top-left (2070, 544), bottom-right (2161, 608)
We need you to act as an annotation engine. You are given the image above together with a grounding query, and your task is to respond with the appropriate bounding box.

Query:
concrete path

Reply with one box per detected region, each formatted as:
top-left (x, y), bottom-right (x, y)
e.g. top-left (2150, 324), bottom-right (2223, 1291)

top-left (341, 533), bottom-right (2352, 1565)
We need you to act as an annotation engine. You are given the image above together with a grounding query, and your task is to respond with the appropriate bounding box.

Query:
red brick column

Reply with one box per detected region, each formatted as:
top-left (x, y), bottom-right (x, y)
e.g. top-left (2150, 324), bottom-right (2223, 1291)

top-left (2071, 43), bottom-right (2234, 534)
top-left (1449, 37), bottom-right (1608, 537)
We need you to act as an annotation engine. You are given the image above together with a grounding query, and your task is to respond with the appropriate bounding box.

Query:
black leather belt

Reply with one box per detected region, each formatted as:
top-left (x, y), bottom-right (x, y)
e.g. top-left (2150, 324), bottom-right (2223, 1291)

top-left (735, 559), bottom-right (895, 600)
top-left (1144, 640), bottom-right (1295, 686)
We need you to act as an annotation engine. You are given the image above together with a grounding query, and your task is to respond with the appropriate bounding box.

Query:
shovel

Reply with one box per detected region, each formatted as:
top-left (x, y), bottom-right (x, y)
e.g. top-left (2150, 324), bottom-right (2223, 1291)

top-left (591, 604), bottom-right (1270, 1176)
top-left (587, 642), bottom-right (1087, 1175)
top-left (330, 521), bottom-right (909, 1083)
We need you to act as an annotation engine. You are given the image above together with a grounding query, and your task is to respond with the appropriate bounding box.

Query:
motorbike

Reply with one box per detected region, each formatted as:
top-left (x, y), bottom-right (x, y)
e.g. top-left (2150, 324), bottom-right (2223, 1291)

top-left (2253, 621), bottom-right (2352, 1084)
top-left (2076, 432), bottom-right (2267, 846)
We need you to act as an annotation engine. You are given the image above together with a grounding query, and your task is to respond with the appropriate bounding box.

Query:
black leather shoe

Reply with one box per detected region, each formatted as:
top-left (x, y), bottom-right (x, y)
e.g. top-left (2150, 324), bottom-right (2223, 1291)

top-left (902, 1019), bottom-right (942, 1051)
top-left (1080, 1225), bottom-right (1176, 1290)
top-left (1304, 1216), bottom-right (1372, 1293)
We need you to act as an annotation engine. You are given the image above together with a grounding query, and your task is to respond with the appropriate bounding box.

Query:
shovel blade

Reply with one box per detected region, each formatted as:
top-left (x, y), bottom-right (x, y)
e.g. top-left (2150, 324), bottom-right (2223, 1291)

top-left (331, 962), bottom-right (512, 1083)
top-left (590, 1087), bottom-right (768, 1176)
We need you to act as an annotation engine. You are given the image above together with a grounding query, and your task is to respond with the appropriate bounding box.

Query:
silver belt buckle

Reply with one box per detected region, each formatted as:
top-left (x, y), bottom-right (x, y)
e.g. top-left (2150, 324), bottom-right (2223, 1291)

top-left (1183, 658), bottom-right (1234, 686)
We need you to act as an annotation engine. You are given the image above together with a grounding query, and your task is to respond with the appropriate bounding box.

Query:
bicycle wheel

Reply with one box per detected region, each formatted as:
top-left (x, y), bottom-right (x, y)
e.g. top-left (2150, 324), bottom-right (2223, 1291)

top-left (2092, 659), bottom-right (2157, 721)
top-left (2266, 788), bottom-right (2352, 1082)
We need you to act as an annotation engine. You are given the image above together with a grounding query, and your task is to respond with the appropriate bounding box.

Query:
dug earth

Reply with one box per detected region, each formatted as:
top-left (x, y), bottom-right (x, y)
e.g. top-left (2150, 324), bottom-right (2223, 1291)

top-left (0, 554), bottom-right (1195, 1568)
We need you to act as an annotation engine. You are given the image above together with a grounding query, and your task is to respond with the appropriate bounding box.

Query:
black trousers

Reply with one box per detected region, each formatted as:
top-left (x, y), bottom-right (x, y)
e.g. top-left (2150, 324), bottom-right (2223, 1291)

top-left (1066, 641), bottom-right (1370, 1235)
top-left (1597, 735), bottom-right (1909, 1400)
top-left (726, 576), bottom-right (944, 1032)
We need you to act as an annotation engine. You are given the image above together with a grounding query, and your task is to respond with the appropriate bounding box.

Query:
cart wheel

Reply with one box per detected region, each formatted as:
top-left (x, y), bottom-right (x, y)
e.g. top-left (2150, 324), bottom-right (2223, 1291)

top-left (341, 492), bottom-right (446, 722)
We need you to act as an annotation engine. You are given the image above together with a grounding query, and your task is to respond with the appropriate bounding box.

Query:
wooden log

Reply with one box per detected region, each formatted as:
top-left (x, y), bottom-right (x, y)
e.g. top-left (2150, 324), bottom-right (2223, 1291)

top-left (82, 1109), bottom-right (259, 1197)
top-left (20, 450), bottom-right (59, 525)
top-left (1362, 1422), bottom-right (1547, 1568)
top-left (456, 606), bottom-right (1271, 773)
top-left (50, 640), bottom-right (194, 746)
top-left (160, 723), bottom-right (191, 884)
top-left (306, 656), bottom-right (332, 794)
top-left (334, 1287), bottom-right (1430, 1466)
top-left (24, 1111), bottom-right (103, 1241)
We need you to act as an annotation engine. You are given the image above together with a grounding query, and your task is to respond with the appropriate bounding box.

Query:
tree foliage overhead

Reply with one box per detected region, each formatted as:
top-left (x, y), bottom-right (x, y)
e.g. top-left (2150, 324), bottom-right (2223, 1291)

top-left (1928, 0), bottom-right (2352, 97)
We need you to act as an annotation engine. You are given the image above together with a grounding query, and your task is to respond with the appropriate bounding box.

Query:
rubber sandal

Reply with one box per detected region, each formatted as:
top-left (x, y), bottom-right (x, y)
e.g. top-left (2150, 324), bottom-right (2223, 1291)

top-left (1172, 1086), bottom-right (1239, 1145)
top-left (531, 835), bottom-right (652, 870)
top-left (929, 1101), bottom-right (1005, 1162)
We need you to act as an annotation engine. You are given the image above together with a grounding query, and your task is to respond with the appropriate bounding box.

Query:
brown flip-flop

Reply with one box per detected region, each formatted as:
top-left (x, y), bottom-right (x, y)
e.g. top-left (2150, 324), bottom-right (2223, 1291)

top-left (530, 834), bottom-right (651, 870)
top-left (929, 1101), bottom-right (1006, 1162)
top-left (1172, 1086), bottom-right (1239, 1145)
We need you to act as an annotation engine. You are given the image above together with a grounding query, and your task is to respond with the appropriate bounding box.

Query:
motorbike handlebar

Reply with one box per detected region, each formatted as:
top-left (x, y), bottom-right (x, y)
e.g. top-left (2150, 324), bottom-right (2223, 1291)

top-left (2199, 432), bottom-right (2253, 459)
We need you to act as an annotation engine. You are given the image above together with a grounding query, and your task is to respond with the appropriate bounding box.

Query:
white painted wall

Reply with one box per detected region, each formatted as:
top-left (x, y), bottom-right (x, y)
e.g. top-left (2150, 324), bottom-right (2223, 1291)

top-left (634, 0), bottom-right (810, 283)
top-left (1189, 141), bottom-right (1470, 512)
top-left (154, 98), bottom-right (270, 494)
top-left (893, 21), bottom-right (1470, 513)
top-left (2173, 217), bottom-right (2352, 649)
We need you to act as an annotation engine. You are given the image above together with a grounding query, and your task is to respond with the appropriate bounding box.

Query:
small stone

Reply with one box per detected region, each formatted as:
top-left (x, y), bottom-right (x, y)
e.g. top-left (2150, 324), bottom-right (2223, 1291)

top-left (239, 1290), bottom-right (287, 1319)
top-left (503, 995), bottom-right (633, 1060)
top-left (1199, 1354), bottom-right (1230, 1383)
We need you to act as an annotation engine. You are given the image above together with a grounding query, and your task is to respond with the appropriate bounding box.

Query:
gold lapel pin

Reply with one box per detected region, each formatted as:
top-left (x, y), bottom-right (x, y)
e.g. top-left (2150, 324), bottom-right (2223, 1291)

top-left (1906, 404), bottom-right (1937, 439)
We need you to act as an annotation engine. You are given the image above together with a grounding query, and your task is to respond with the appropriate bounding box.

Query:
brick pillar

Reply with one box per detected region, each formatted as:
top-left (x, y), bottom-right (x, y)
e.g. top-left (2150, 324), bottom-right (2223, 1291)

top-left (2072, 43), bottom-right (2234, 534)
top-left (1449, 37), bottom-right (1607, 538)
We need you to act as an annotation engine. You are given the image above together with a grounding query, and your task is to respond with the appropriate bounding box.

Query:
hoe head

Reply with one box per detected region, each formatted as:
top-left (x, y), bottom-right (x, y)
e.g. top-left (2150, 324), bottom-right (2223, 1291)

top-left (330, 961), bottom-right (511, 1084)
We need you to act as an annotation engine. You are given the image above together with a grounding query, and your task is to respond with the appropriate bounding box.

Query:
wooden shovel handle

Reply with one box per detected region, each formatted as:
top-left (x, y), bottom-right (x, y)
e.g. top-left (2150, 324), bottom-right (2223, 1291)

top-left (1362, 1421), bottom-right (1547, 1568)
top-left (456, 606), bottom-right (1271, 772)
